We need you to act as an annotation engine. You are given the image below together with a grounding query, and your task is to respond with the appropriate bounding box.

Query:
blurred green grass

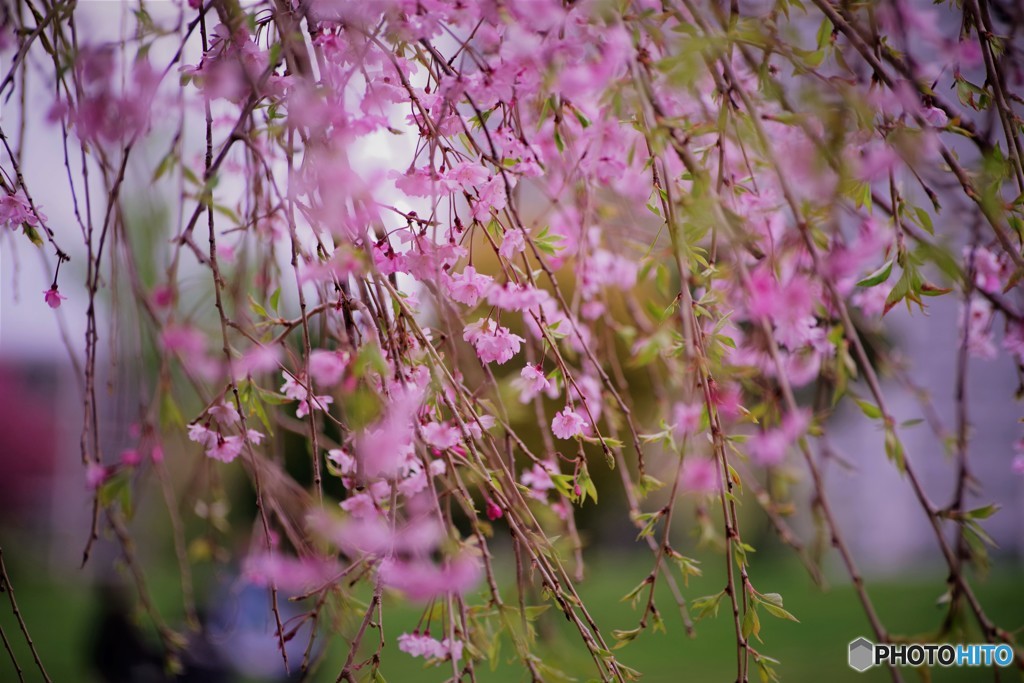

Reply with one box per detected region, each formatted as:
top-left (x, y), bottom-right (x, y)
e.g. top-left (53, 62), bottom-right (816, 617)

top-left (2, 548), bottom-right (1022, 682)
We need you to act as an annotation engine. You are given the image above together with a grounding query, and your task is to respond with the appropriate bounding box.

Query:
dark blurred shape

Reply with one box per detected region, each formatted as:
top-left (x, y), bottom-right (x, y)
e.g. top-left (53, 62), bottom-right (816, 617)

top-left (207, 582), bottom-right (316, 682)
top-left (89, 585), bottom-right (236, 683)
top-left (0, 363), bottom-right (58, 521)
top-left (90, 586), bottom-right (166, 683)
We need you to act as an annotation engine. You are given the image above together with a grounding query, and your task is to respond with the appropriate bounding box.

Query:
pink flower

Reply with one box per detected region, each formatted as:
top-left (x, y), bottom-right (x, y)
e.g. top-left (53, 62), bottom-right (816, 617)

top-left (1012, 455), bottom-right (1024, 476)
top-left (280, 371), bottom-right (336, 419)
top-left (208, 401), bottom-right (240, 425)
top-left (551, 407), bottom-right (587, 440)
top-left (206, 435), bottom-right (244, 463)
top-left (187, 423), bottom-right (217, 449)
top-left (309, 349), bottom-right (349, 386)
top-left (340, 492), bottom-right (380, 519)
top-left (379, 553), bottom-right (482, 601)
top-left (748, 429), bottom-right (789, 466)
top-left (854, 142), bottom-right (901, 183)
top-left (487, 283), bottom-right (547, 311)
top-left (398, 632), bottom-right (444, 659)
top-left (852, 286), bottom-right (889, 318)
top-left (515, 364), bottom-right (551, 402)
top-left (162, 325), bottom-right (206, 356)
top-left (397, 633), bottom-right (464, 661)
top-left (709, 382), bottom-right (743, 419)
top-left (150, 285), bottom-right (174, 308)
top-left (242, 553), bottom-right (340, 593)
top-left (463, 319), bottom-right (525, 364)
top-left (679, 458), bottom-right (719, 494)
top-left (444, 161), bottom-right (490, 190)
top-left (446, 266), bottom-right (493, 306)
top-left (471, 175), bottom-right (510, 221)
top-left (672, 403), bottom-right (703, 438)
top-left (234, 345), bottom-right (281, 378)
top-left (922, 106), bottom-right (948, 128)
top-left (421, 421), bottom-right (461, 450)
top-left (120, 449), bottom-right (141, 467)
top-left (86, 462), bottom-right (108, 489)
top-left (499, 229), bottom-right (525, 259)
top-left (748, 410), bottom-right (810, 466)
top-left (43, 286), bottom-right (67, 309)
top-left (965, 247), bottom-right (1005, 294)
top-left (521, 462), bottom-right (556, 499)
top-left (0, 191), bottom-right (41, 228)
top-left (1004, 324), bottom-right (1024, 365)
top-left (298, 394), bottom-right (333, 417)
top-left (962, 299), bottom-right (997, 360)
top-left (326, 448), bottom-right (357, 476)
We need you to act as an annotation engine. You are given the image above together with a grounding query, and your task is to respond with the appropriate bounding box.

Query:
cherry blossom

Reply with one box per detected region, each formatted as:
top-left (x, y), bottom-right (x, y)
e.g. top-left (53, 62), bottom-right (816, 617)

top-left (398, 632), bottom-right (464, 661)
top-left (379, 554), bottom-right (482, 601)
top-left (463, 319), bottom-right (525, 365)
top-left (679, 458), bottom-right (719, 494)
top-left (514, 364), bottom-right (553, 403)
top-left (13, 2), bottom-right (1024, 679)
top-left (309, 350), bottom-right (350, 386)
top-left (551, 407), bottom-right (587, 440)
top-left (206, 435), bottom-right (244, 463)
top-left (208, 401), bottom-right (240, 425)
top-left (242, 553), bottom-right (341, 593)
top-left (43, 286), bottom-right (67, 309)
top-left (446, 266), bottom-right (493, 306)
top-left (421, 421), bottom-right (461, 450)
top-left (0, 191), bottom-right (41, 228)
top-left (672, 403), bottom-right (703, 439)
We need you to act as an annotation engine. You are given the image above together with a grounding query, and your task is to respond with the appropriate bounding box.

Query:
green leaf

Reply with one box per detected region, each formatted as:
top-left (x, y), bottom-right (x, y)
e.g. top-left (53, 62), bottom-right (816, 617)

top-left (856, 259), bottom-right (894, 288)
top-left (669, 552), bottom-right (702, 585)
top-left (966, 503), bottom-right (1000, 520)
top-left (620, 578), bottom-right (651, 607)
top-left (21, 224), bottom-right (43, 247)
top-left (884, 426), bottom-right (906, 473)
top-left (690, 591), bottom-right (725, 621)
top-left (578, 466), bottom-right (598, 505)
top-left (98, 470), bottom-right (133, 518)
top-left (152, 153), bottom-right (177, 182)
top-left (760, 601), bottom-right (799, 622)
top-left (611, 627), bottom-right (642, 649)
top-left (914, 206), bottom-right (934, 234)
top-left (815, 17), bottom-right (833, 50)
top-left (636, 474), bottom-right (665, 499)
top-left (854, 398), bottom-right (882, 420)
top-left (249, 295), bottom-right (270, 320)
top-left (742, 606), bottom-right (761, 641)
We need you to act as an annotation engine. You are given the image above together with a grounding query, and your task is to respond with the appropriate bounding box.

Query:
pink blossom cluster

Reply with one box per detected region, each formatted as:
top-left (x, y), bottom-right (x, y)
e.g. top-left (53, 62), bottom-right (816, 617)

top-left (397, 632), bottom-right (464, 662)
top-left (187, 401), bottom-right (263, 463)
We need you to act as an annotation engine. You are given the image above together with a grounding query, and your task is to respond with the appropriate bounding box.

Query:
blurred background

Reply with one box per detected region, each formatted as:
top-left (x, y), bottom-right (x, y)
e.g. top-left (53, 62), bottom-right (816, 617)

top-left (1, 1), bottom-right (1022, 682)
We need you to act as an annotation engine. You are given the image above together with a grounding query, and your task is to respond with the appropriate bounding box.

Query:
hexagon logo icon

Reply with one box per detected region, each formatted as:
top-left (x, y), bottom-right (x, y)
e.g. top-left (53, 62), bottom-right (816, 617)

top-left (849, 637), bottom-right (874, 672)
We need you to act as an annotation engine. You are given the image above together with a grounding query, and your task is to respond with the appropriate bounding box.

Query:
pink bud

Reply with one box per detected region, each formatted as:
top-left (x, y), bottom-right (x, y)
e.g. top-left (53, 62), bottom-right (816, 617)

top-left (151, 285), bottom-right (173, 308)
top-left (120, 449), bottom-right (141, 467)
top-left (86, 463), bottom-right (108, 489)
top-left (485, 500), bottom-right (503, 521)
top-left (43, 286), bottom-right (67, 309)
